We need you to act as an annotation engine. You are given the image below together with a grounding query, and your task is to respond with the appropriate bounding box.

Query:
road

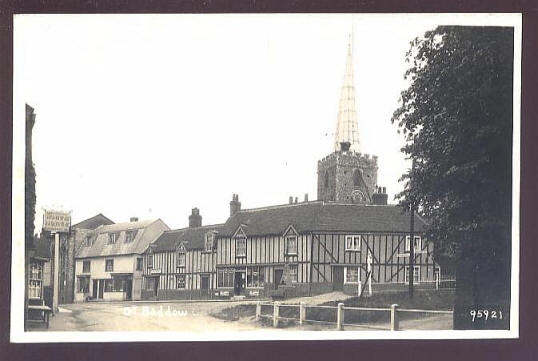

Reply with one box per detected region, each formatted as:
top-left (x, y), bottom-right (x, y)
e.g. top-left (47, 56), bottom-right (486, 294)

top-left (30, 292), bottom-right (452, 332)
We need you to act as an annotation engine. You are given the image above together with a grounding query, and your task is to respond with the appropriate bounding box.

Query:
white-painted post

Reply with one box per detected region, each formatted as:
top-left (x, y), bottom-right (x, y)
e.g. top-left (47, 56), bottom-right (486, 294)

top-left (337, 303), bottom-right (344, 331)
top-left (367, 252), bottom-right (373, 296)
top-left (53, 232), bottom-right (60, 314)
top-left (436, 272), bottom-right (440, 290)
top-left (391, 304), bottom-right (399, 331)
top-left (256, 301), bottom-right (262, 321)
top-left (273, 302), bottom-right (280, 328)
top-left (299, 302), bottom-right (306, 325)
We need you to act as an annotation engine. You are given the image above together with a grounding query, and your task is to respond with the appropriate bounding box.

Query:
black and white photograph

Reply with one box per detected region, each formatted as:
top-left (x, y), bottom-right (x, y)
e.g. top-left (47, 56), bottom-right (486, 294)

top-left (10, 13), bottom-right (520, 342)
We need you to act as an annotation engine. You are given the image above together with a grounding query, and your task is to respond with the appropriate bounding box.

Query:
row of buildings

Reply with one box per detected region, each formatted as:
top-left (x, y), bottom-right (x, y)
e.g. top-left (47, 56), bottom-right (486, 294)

top-left (68, 195), bottom-right (437, 302)
top-left (65, 38), bottom-right (440, 303)
top-left (29, 37), bottom-right (442, 305)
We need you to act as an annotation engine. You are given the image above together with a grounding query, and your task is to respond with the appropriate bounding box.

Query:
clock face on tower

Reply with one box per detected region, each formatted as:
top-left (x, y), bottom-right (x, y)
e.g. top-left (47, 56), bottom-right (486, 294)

top-left (351, 189), bottom-right (366, 203)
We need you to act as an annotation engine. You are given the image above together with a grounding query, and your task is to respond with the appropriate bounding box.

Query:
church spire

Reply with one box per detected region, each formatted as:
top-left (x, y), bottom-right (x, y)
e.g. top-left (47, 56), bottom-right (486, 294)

top-left (334, 33), bottom-right (360, 153)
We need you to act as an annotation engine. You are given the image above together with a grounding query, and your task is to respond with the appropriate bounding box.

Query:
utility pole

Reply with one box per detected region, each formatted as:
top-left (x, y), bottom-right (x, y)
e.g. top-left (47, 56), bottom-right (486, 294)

top-left (409, 159), bottom-right (415, 299)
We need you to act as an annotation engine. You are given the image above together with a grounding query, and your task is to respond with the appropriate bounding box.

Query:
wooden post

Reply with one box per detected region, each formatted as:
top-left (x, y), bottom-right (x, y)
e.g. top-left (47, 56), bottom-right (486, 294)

top-left (53, 232), bottom-right (60, 313)
top-left (367, 252), bottom-right (373, 296)
top-left (299, 302), bottom-right (306, 326)
top-left (391, 304), bottom-right (399, 331)
top-left (256, 301), bottom-right (262, 321)
top-left (273, 302), bottom-right (280, 328)
top-left (337, 303), bottom-right (344, 331)
top-left (436, 272), bottom-right (439, 290)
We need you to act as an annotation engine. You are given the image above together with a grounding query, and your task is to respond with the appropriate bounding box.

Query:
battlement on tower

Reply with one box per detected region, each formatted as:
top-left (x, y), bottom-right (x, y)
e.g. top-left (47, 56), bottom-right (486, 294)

top-left (317, 150), bottom-right (378, 168)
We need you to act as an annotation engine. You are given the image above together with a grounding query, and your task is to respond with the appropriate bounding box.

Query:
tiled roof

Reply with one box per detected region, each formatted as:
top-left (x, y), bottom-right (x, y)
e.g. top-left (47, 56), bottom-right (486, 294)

top-left (221, 201), bottom-right (428, 236)
top-left (151, 224), bottom-right (225, 253)
top-left (76, 219), bottom-right (167, 258)
top-left (72, 213), bottom-right (114, 230)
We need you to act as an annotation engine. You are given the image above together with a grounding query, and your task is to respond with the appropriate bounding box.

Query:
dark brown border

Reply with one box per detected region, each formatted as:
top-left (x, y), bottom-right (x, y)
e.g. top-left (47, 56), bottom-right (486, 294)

top-left (1, 1), bottom-right (537, 361)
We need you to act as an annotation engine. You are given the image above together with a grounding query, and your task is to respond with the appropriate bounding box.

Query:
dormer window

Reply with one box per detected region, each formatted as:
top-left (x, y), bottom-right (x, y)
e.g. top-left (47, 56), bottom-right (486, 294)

top-left (286, 235), bottom-right (298, 255)
top-left (108, 232), bottom-right (118, 244)
top-left (235, 236), bottom-right (246, 257)
top-left (405, 236), bottom-right (422, 252)
top-left (205, 233), bottom-right (214, 252)
top-left (345, 235), bottom-right (361, 251)
top-left (177, 252), bottom-right (186, 268)
top-left (85, 235), bottom-right (93, 247)
top-left (125, 230), bottom-right (137, 243)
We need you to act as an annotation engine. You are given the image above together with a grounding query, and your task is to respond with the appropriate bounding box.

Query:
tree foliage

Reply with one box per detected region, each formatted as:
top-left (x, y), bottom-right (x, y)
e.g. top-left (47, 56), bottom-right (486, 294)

top-left (392, 26), bottom-right (513, 272)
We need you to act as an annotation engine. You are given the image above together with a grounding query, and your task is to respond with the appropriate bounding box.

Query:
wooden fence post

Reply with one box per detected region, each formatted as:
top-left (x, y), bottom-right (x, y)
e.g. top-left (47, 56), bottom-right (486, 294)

top-left (337, 303), bottom-right (344, 331)
top-left (436, 273), bottom-right (440, 290)
top-left (256, 301), bottom-right (262, 322)
top-left (299, 302), bottom-right (306, 326)
top-left (391, 304), bottom-right (399, 331)
top-left (273, 302), bottom-right (280, 328)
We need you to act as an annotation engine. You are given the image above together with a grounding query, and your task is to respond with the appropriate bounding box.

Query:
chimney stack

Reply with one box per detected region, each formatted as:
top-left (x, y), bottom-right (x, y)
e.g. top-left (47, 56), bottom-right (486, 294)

top-left (189, 208), bottom-right (202, 228)
top-left (294, 197), bottom-right (298, 204)
top-left (289, 196), bottom-right (293, 204)
top-left (372, 186), bottom-right (388, 205)
top-left (230, 194), bottom-right (241, 217)
top-left (304, 193), bottom-right (309, 202)
top-left (130, 217), bottom-right (139, 222)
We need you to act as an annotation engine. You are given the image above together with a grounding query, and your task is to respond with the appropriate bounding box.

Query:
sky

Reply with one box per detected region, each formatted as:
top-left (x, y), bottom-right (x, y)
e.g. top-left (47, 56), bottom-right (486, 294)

top-left (13, 13), bottom-right (517, 231)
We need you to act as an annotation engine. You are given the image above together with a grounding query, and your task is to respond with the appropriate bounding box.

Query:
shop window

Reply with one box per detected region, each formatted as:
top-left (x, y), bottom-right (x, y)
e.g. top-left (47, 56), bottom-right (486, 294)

top-left (105, 279), bottom-right (114, 292)
top-left (286, 236), bottom-right (298, 255)
top-left (28, 262), bottom-right (43, 299)
top-left (235, 237), bottom-right (246, 257)
top-left (217, 269), bottom-right (234, 288)
top-left (288, 264), bottom-right (298, 283)
top-left (247, 266), bottom-right (265, 287)
top-left (344, 267), bottom-right (359, 283)
top-left (78, 276), bottom-right (90, 293)
top-left (105, 259), bottom-right (114, 272)
top-left (176, 274), bottom-right (186, 289)
top-left (83, 260), bottom-right (91, 273)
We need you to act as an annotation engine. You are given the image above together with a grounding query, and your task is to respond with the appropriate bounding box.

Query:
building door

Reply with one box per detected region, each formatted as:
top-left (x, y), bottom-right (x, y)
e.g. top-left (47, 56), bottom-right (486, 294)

top-left (124, 279), bottom-right (132, 300)
top-left (201, 275), bottom-right (210, 290)
top-left (152, 277), bottom-right (159, 297)
top-left (333, 267), bottom-right (344, 291)
top-left (234, 272), bottom-right (244, 295)
top-left (98, 279), bottom-right (105, 299)
top-left (92, 280), bottom-right (98, 299)
top-left (274, 269), bottom-right (284, 290)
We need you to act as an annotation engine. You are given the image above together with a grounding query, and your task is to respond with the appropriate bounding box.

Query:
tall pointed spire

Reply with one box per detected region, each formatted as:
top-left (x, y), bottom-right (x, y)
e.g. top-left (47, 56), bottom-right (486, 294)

top-left (334, 33), bottom-right (360, 153)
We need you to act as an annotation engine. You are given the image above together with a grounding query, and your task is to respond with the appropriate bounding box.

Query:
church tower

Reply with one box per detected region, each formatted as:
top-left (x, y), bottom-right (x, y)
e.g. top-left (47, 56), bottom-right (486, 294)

top-left (317, 35), bottom-right (378, 204)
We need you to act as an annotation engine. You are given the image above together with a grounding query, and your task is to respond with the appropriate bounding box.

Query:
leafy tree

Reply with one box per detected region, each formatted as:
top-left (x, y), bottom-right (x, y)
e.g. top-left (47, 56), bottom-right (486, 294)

top-left (392, 26), bottom-right (513, 329)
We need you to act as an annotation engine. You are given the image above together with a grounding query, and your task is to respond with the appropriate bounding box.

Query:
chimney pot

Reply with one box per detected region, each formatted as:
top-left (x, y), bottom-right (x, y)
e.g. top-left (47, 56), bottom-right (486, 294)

top-left (130, 217), bottom-right (138, 222)
top-left (289, 196), bottom-right (293, 204)
top-left (294, 197), bottom-right (298, 204)
top-left (304, 193), bottom-right (309, 202)
top-left (230, 194), bottom-right (241, 217)
top-left (189, 208), bottom-right (202, 228)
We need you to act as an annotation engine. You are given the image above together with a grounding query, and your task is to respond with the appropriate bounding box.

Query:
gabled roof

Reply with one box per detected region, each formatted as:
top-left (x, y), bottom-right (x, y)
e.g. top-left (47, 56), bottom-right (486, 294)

top-left (151, 224), bottom-right (225, 253)
top-left (72, 213), bottom-right (114, 230)
top-left (221, 201), bottom-right (428, 236)
top-left (76, 219), bottom-right (168, 258)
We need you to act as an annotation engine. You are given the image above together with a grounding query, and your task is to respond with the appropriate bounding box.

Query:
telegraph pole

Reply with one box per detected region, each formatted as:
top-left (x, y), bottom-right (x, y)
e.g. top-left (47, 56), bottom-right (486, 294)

top-left (409, 159), bottom-right (415, 299)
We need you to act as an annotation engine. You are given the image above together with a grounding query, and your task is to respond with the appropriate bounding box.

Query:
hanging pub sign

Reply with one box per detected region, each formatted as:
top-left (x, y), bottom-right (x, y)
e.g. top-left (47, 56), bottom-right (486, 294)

top-left (42, 210), bottom-right (71, 233)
